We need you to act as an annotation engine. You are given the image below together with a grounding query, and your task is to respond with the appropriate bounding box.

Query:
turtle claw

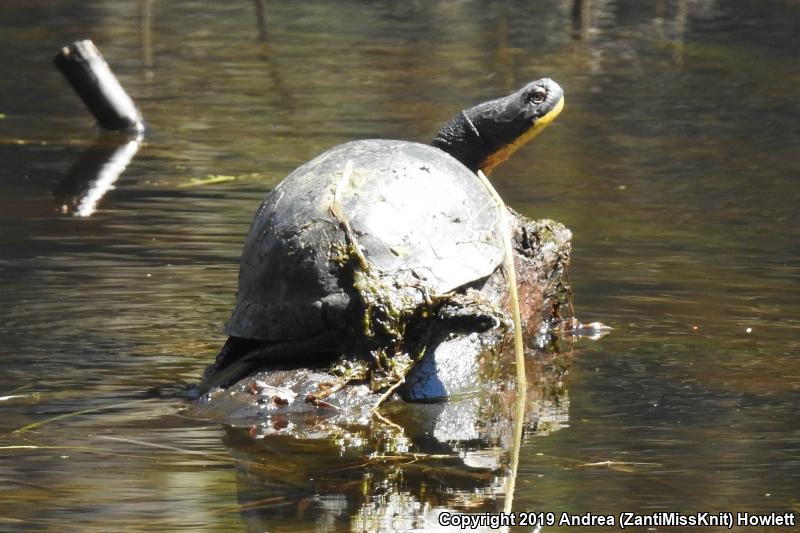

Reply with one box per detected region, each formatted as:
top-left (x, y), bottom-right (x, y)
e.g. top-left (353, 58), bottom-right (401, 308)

top-left (304, 393), bottom-right (339, 410)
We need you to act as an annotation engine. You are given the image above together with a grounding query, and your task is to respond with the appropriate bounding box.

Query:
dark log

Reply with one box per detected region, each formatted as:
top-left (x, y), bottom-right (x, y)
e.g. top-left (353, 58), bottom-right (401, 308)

top-left (54, 39), bottom-right (144, 132)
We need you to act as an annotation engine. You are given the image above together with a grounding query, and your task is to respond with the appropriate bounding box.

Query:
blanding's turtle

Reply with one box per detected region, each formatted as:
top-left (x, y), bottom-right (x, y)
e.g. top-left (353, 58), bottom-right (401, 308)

top-left (202, 78), bottom-right (567, 399)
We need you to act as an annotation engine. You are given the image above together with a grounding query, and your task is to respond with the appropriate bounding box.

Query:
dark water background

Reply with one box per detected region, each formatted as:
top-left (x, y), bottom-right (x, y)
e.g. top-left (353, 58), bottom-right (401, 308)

top-left (1, 1), bottom-right (798, 531)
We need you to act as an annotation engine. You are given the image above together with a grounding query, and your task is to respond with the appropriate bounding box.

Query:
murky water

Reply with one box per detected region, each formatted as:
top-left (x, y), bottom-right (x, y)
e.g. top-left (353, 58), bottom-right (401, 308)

top-left (1, 1), bottom-right (798, 531)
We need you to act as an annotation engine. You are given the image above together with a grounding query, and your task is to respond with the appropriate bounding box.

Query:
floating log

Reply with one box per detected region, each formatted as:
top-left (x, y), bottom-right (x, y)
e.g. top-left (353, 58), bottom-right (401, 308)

top-left (54, 39), bottom-right (144, 132)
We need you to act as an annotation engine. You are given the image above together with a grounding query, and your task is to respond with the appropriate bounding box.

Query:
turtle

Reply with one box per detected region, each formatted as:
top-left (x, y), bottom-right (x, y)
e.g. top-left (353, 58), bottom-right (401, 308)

top-left (201, 78), bottom-right (567, 397)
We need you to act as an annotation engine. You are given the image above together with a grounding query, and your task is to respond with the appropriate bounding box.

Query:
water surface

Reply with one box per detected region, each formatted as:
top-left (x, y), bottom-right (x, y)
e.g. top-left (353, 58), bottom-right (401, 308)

top-left (1, 1), bottom-right (798, 531)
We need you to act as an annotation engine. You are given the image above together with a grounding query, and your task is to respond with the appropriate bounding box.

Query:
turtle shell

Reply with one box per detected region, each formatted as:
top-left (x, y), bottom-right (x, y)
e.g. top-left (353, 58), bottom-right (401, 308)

top-left (226, 139), bottom-right (504, 341)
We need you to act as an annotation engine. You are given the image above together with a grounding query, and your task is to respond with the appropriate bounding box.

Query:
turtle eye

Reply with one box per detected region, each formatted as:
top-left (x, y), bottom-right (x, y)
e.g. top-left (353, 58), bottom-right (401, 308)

top-left (528, 87), bottom-right (547, 105)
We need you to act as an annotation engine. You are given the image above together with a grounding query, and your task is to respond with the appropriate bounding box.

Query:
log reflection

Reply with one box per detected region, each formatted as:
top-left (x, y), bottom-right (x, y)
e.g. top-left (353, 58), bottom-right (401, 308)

top-left (54, 132), bottom-right (142, 217)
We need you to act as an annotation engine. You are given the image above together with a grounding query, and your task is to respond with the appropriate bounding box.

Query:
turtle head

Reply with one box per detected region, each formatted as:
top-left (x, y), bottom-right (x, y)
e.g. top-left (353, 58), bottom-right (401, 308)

top-left (432, 78), bottom-right (564, 175)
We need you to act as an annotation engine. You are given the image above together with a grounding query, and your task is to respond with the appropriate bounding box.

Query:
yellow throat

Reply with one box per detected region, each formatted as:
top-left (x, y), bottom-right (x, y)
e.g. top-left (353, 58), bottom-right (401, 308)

top-left (480, 95), bottom-right (565, 175)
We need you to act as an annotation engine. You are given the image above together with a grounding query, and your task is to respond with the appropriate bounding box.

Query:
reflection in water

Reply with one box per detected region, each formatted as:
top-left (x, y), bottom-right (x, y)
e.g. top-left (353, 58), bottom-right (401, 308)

top-left (53, 132), bottom-right (142, 217)
top-left (201, 349), bottom-right (571, 531)
top-left (248, 0), bottom-right (297, 118)
top-left (140, 0), bottom-right (155, 79)
top-left (569, 0), bottom-right (712, 71)
top-left (253, 0), bottom-right (268, 42)
top-left (670, 0), bottom-right (688, 65)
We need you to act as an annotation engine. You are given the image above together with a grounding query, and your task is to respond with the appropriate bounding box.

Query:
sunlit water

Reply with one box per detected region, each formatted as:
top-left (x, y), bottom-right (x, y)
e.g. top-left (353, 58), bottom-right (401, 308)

top-left (1, 1), bottom-right (798, 531)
